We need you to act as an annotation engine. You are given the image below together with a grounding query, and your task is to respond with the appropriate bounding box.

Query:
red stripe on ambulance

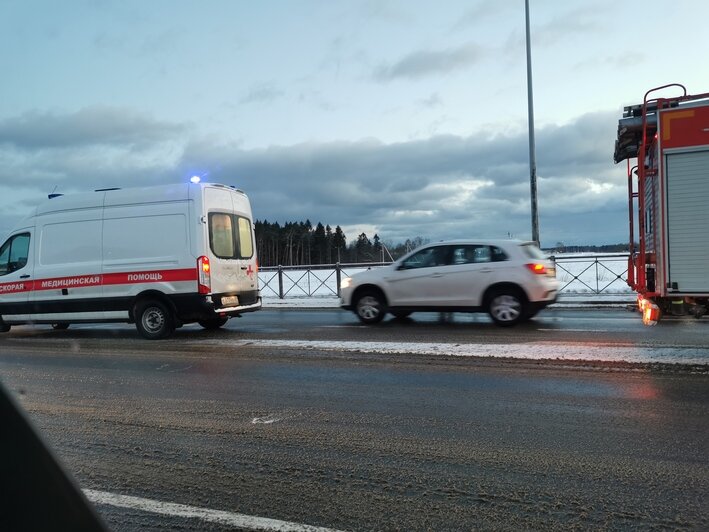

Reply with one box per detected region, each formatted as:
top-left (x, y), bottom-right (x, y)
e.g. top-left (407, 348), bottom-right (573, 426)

top-left (0, 268), bottom-right (198, 293)
top-left (0, 282), bottom-right (32, 294)
top-left (102, 269), bottom-right (197, 286)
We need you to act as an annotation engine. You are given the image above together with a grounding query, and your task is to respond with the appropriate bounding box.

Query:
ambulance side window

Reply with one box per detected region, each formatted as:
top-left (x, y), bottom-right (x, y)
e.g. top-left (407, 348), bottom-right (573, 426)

top-left (0, 233), bottom-right (30, 276)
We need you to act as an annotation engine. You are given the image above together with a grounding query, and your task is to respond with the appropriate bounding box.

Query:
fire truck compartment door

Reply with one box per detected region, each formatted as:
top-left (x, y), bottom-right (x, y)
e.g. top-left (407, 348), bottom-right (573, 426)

top-left (666, 149), bottom-right (709, 293)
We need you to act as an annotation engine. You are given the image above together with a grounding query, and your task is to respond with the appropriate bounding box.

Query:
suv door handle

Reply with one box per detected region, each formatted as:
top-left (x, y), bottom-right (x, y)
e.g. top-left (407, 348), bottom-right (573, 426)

top-left (430, 273), bottom-right (443, 278)
top-left (19, 274), bottom-right (31, 279)
top-left (479, 269), bottom-right (493, 273)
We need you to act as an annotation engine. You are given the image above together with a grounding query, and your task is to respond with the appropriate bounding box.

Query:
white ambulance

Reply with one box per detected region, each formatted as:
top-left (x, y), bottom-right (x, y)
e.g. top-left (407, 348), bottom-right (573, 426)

top-left (0, 182), bottom-right (261, 338)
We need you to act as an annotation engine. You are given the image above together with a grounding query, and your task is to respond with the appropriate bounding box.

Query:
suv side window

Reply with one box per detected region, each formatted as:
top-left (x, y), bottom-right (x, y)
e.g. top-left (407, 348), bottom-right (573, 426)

top-left (450, 244), bottom-right (509, 266)
top-left (491, 246), bottom-right (508, 262)
top-left (401, 246), bottom-right (449, 269)
top-left (0, 233), bottom-right (31, 276)
top-left (450, 245), bottom-right (495, 265)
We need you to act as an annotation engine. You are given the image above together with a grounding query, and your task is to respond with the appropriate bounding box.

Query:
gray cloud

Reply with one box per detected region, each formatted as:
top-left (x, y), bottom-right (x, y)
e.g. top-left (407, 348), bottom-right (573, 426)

top-left (452, 0), bottom-right (513, 31)
top-left (525, 5), bottom-right (610, 49)
top-left (373, 43), bottom-right (482, 81)
top-left (0, 106), bottom-right (185, 150)
top-left (0, 109), bottom-right (627, 246)
top-left (177, 110), bottom-right (626, 245)
top-left (240, 84), bottom-right (285, 105)
top-left (419, 93), bottom-right (442, 108)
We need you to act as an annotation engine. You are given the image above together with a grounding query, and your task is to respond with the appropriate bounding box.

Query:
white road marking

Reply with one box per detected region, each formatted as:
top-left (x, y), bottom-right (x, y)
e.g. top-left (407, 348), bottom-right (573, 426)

top-left (84, 489), bottom-right (343, 532)
top-left (208, 339), bottom-right (709, 365)
top-left (252, 411), bottom-right (301, 424)
top-left (253, 416), bottom-right (280, 424)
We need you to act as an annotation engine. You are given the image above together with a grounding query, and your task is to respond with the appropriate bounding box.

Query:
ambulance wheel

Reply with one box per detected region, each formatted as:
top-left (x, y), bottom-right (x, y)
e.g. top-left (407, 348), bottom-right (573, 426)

top-left (198, 317), bottom-right (228, 330)
top-left (51, 323), bottom-right (69, 330)
top-left (135, 299), bottom-right (175, 339)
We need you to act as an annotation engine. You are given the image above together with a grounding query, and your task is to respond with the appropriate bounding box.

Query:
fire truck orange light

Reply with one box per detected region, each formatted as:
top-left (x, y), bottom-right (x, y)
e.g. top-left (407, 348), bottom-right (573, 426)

top-left (642, 303), bottom-right (660, 326)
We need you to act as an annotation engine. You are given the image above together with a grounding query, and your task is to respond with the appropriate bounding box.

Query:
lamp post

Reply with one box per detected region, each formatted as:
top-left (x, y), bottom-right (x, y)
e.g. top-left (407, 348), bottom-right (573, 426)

top-left (525, 0), bottom-right (540, 246)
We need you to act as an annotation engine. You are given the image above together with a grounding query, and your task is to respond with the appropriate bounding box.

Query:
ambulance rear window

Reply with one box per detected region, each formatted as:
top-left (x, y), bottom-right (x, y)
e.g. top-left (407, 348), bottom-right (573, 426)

top-left (238, 217), bottom-right (253, 258)
top-left (209, 213), bottom-right (253, 259)
top-left (209, 213), bottom-right (235, 258)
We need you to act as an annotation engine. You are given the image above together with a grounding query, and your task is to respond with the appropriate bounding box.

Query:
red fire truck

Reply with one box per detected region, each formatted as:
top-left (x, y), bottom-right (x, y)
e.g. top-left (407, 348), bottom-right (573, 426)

top-left (614, 84), bottom-right (709, 324)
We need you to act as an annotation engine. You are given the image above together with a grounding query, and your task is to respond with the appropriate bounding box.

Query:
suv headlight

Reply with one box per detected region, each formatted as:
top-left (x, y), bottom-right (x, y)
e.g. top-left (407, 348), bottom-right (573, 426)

top-left (340, 277), bottom-right (353, 289)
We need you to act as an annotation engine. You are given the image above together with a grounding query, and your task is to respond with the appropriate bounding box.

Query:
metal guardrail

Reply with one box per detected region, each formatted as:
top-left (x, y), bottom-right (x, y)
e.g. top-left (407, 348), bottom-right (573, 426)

top-left (258, 263), bottom-right (389, 299)
top-left (550, 254), bottom-right (630, 295)
top-left (258, 254), bottom-right (632, 299)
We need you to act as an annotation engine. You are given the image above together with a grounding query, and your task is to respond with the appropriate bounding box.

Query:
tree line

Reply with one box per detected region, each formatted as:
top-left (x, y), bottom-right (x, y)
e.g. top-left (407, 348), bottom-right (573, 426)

top-left (253, 220), bottom-right (427, 266)
top-left (551, 242), bottom-right (631, 254)
top-left (253, 220), bottom-right (631, 267)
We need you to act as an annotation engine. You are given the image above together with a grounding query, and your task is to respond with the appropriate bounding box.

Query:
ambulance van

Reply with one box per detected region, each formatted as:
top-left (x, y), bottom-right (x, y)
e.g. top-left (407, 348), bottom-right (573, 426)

top-left (0, 182), bottom-right (261, 339)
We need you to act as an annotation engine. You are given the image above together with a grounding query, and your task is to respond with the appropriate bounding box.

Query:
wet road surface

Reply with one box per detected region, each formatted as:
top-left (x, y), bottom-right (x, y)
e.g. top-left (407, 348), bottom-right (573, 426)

top-left (1, 309), bottom-right (708, 530)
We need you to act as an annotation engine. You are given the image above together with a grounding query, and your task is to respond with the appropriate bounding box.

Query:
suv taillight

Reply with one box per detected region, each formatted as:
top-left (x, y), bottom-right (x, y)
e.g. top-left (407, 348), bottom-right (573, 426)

top-left (198, 256), bottom-right (211, 294)
top-left (525, 263), bottom-right (547, 275)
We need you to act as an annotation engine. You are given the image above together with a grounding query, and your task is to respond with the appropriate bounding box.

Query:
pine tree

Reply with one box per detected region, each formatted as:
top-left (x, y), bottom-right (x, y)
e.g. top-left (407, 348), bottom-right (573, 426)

top-left (313, 222), bottom-right (326, 264)
top-left (333, 226), bottom-right (346, 262)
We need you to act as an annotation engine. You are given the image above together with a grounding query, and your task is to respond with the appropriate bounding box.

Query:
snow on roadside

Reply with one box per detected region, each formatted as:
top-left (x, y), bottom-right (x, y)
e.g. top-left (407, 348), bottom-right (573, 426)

top-left (213, 339), bottom-right (708, 365)
top-left (260, 293), bottom-right (636, 309)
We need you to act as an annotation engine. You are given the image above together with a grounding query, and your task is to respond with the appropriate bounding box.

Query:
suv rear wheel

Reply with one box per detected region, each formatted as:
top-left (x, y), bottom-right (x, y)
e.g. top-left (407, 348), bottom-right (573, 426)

top-left (355, 291), bottom-right (386, 324)
top-left (488, 290), bottom-right (526, 327)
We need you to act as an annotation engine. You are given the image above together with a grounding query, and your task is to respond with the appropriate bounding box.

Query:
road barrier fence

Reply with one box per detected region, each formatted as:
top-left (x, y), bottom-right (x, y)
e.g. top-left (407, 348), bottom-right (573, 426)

top-left (258, 254), bottom-right (632, 300)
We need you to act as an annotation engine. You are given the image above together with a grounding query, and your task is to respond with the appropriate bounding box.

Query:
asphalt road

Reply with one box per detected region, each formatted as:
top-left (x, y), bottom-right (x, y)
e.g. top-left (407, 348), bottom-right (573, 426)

top-left (1, 308), bottom-right (708, 531)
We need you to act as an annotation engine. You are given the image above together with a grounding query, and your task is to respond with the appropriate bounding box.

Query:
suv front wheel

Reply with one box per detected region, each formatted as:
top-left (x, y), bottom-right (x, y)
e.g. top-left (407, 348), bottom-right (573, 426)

top-left (488, 290), bottom-right (526, 327)
top-left (355, 291), bottom-right (386, 324)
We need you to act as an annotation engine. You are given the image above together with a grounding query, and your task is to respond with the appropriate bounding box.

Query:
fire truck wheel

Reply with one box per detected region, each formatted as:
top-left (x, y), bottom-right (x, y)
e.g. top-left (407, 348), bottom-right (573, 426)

top-left (134, 299), bottom-right (175, 339)
top-left (198, 317), bottom-right (229, 330)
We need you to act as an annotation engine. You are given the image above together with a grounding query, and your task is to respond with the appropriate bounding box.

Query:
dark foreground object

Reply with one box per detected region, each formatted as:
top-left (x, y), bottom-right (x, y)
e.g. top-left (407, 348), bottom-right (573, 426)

top-left (0, 381), bottom-right (106, 531)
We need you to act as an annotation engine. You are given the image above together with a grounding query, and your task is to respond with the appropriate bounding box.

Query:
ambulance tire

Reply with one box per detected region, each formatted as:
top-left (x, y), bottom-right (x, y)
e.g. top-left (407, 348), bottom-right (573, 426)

top-left (134, 299), bottom-right (175, 340)
top-left (198, 317), bottom-right (229, 330)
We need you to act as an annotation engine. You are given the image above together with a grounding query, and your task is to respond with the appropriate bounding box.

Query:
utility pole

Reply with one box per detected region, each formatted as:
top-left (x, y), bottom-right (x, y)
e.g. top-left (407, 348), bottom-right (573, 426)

top-left (525, 0), bottom-right (540, 246)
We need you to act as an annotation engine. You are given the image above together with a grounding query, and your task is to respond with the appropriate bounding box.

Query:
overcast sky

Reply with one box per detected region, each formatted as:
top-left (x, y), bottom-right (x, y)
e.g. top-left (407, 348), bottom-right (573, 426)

top-left (1, 0), bottom-right (708, 247)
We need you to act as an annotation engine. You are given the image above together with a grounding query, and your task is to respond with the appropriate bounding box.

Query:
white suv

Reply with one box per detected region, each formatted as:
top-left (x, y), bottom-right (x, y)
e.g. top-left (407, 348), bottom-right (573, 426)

top-left (340, 240), bottom-right (558, 326)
